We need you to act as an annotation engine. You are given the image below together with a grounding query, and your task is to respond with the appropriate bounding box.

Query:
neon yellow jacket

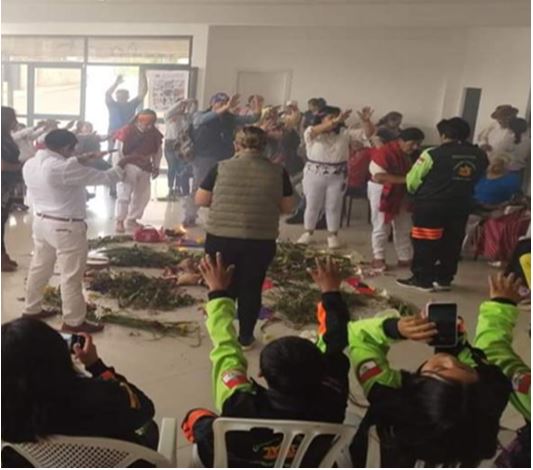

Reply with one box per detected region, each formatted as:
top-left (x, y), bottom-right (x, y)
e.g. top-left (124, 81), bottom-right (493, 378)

top-left (206, 297), bottom-right (254, 411)
top-left (475, 300), bottom-right (531, 420)
top-left (348, 316), bottom-right (477, 396)
top-left (206, 292), bottom-right (350, 413)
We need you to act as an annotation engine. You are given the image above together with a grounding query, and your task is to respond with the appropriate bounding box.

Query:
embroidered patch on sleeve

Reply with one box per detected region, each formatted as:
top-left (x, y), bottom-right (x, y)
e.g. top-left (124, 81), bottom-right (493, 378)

top-left (357, 360), bottom-right (382, 383)
top-left (414, 158), bottom-right (424, 166)
top-left (512, 371), bottom-right (531, 394)
top-left (222, 370), bottom-right (248, 389)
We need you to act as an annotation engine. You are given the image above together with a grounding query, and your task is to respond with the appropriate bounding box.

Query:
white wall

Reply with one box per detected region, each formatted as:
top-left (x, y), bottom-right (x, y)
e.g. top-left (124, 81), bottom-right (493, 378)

top-left (204, 26), bottom-right (466, 142)
top-left (460, 27), bottom-right (530, 136)
top-left (204, 25), bottom-right (530, 144)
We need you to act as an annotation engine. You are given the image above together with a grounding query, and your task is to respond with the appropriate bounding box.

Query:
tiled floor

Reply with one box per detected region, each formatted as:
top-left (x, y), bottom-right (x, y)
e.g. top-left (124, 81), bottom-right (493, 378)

top-left (2, 181), bottom-right (530, 467)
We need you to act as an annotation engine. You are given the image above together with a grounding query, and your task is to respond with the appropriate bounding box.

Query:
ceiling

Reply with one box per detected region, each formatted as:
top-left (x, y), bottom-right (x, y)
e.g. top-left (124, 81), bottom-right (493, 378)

top-left (2, 0), bottom-right (530, 27)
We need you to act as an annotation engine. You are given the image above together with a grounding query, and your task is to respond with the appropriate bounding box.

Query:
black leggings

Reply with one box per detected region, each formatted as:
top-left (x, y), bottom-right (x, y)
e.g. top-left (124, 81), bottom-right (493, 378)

top-left (1, 202), bottom-right (11, 256)
top-left (205, 234), bottom-right (276, 342)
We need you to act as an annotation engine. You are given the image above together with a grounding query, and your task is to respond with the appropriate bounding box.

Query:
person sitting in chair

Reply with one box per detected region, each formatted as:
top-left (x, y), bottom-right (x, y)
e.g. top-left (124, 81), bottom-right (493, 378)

top-left (2, 318), bottom-right (157, 466)
top-left (348, 307), bottom-right (511, 467)
top-left (181, 254), bottom-right (350, 467)
top-left (474, 153), bottom-right (522, 211)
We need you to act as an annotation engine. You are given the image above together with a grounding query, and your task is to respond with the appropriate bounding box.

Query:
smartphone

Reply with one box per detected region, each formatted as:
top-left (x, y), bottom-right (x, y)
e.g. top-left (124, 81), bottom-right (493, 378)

top-left (60, 332), bottom-right (86, 352)
top-left (426, 302), bottom-right (458, 348)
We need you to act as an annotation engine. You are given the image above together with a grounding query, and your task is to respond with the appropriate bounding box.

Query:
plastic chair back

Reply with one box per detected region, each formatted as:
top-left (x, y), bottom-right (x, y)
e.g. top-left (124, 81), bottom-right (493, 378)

top-left (212, 417), bottom-right (356, 468)
top-left (2, 435), bottom-right (173, 468)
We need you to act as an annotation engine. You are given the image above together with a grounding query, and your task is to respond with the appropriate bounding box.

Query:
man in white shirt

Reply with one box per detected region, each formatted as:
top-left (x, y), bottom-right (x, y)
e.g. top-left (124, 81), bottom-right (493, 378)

top-left (22, 129), bottom-right (139, 333)
top-left (476, 105), bottom-right (519, 161)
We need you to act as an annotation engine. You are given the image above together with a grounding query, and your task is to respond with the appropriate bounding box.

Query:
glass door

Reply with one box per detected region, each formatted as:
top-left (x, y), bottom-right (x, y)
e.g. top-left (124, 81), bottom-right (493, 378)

top-left (85, 65), bottom-right (141, 135)
top-left (30, 64), bottom-right (83, 126)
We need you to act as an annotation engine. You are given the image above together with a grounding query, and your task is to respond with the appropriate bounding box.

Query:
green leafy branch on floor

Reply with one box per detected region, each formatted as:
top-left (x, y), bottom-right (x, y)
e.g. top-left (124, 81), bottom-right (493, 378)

top-left (265, 242), bottom-right (418, 328)
top-left (268, 242), bottom-right (354, 284)
top-left (99, 245), bottom-right (202, 269)
top-left (88, 235), bottom-right (134, 250)
top-left (265, 286), bottom-right (368, 328)
top-left (43, 286), bottom-right (200, 341)
top-left (85, 271), bottom-right (197, 310)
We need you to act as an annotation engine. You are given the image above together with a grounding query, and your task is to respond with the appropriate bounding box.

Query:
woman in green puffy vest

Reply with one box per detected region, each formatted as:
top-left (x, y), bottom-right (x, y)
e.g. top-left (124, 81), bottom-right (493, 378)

top-left (195, 126), bottom-right (295, 349)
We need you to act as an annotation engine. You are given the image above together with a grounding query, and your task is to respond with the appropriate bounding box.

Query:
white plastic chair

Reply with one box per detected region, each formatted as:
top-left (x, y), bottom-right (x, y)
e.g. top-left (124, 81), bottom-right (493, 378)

top-left (1, 417), bottom-right (177, 468)
top-left (367, 425), bottom-right (471, 468)
top-left (191, 417), bottom-right (357, 468)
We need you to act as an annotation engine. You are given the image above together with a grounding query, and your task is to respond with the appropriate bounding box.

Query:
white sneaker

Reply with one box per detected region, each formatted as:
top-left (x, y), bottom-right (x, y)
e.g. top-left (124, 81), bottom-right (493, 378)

top-left (327, 235), bottom-right (341, 250)
top-left (126, 220), bottom-right (144, 231)
top-left (297, 232), bottom-right (312, 245)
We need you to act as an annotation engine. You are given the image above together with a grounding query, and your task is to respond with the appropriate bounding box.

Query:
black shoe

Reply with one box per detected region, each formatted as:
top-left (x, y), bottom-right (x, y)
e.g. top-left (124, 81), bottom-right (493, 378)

top-left (286, 210), bottom-right (304, 225)
top-left (433, 281), bottom-right (452, 292)
top-left (396, 277), bottom-right (434, 292)
top-left (239, 336), bottom-right (256, 351)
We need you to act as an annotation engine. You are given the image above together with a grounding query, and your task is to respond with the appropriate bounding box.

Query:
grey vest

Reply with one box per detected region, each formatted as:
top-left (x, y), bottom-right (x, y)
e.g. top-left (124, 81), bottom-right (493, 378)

top-left (207, 150), bottom-right (284, 240)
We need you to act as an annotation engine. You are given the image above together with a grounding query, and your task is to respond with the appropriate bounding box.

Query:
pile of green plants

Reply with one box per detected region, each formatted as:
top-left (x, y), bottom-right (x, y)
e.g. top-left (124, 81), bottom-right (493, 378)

top-left (100, 245), bottom-right (201, 269)
top-left (88, 235), bottom-right (133, 250)
top-left (264, 242), bottom-right (418, 328)
top-left (268, 242), bottom-right (354, 284)
top-left (43, 286), bottom-right (200, 339)
top-left (85, 271), bottom-right (197, 310)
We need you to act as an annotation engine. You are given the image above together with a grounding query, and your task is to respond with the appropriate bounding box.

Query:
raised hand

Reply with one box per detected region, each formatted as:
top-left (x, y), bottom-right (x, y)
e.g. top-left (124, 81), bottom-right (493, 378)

top-left (228, 94), bottom-right (241, 112)
top-left (357, 106), bottom-right (374, 122)
top-left (308, 257), bottom-right (342, 293)
top-left (489, 272), bottom-right (523, 304)
top-left (398, 315), bottom-right (438, 342)
top-left (250, 95), bottom-right (265, 113)
top-left (336, 109), bottom-right (352, 124)
top-left (198, 252), bottom-right (235, 292)
top-left (72, 333), bottom-right (99, 367)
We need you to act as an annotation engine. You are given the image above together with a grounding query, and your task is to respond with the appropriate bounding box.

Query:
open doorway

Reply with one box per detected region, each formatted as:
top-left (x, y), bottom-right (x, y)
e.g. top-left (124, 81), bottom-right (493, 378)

top-left (85, 65), bottom-right (140, 135)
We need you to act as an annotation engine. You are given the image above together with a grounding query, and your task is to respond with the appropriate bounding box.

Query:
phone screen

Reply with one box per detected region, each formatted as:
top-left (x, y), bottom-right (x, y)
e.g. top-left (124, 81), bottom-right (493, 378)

top-left (427, 303), bottom-right (458, 347)
top-left (60, 333), bottom-right (85, 352)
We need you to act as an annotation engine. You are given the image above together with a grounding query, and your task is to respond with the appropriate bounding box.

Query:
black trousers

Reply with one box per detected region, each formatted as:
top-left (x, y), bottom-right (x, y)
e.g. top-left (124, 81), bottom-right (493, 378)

top-left (1, 201), bottom-right (11, 256)
top-left (205, 234), bottom-right (276, 342)
top-left (411, 205), bottom-right (469, 284)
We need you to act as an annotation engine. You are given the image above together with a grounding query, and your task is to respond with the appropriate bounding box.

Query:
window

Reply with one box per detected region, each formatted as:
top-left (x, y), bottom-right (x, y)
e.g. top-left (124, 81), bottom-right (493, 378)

top-left (1, 35), bottom-right (193, 127)
top-left (34, 67), bottom-right (82, 116)
top-left (1, 36), bottom-right (84, 63)
top-left (88, 37), bottom-right (191, 65)
top-left (2, 64), bottom-right (28, 113)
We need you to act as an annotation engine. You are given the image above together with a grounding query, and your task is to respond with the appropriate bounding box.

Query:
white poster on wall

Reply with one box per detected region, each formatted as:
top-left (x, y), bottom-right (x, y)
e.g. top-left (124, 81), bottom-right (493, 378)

top-left (146, 70), bottom-right (189, 112)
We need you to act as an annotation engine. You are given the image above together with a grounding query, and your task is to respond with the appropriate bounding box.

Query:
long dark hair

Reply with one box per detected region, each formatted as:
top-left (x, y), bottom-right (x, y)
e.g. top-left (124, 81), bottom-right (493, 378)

top-left (2, 318), bottom-right (78, 442)
top-left (509, 117), bottom-right (528, 144)
top-left (1, 106), bottom-right (17, 138)
top-left (370, 364), bottom-right (510, 467)
top-left (312, 106), bottom-right (343, 133)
